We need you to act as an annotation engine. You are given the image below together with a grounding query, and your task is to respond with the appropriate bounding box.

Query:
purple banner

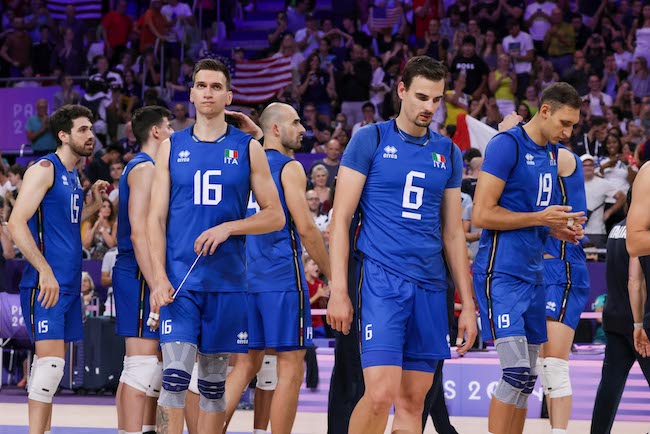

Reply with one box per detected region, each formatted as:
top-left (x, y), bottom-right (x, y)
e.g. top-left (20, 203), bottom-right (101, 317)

top-left (0, 86), bottom-right (60, 153)
top-left (295, 153), bottom-right (326, 172)
top-left (0, 292), bottom-right (30, 346)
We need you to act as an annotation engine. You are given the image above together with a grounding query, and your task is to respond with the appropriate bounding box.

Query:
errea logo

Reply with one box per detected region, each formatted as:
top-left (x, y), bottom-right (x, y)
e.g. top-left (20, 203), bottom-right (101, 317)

top-left (237, 331), bottom-right (248, 345)
top-left (525, 153), bottom-right (535, 166)
top-left (177, 150), bottom-right (190, 163)
top-left (546, 301), bottom-right (557, 312)
top-left (61, 175), bottom-right (69, 186)
top-left (383, 145), bottom-right (398, 159)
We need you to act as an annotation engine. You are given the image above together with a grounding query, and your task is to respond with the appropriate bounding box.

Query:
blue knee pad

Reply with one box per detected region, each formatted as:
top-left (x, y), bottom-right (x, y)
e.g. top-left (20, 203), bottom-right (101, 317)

top-left (158, 341), bottom-right (197, 408)
top-left (503, 366), bottom-right (530, 390)
top-left (197, 378), bottom-right (225, 400)
top-left (197, 352), bottom-right (230, 413)
top-left (162, 368), bottom-right (192, 392)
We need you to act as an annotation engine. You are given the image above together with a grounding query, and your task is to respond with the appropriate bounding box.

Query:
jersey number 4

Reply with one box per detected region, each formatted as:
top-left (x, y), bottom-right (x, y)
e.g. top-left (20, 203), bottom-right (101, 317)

top-left (194, 170), bottom-right (222, 205)
top-left (402, 171), bottom-right (425, 220)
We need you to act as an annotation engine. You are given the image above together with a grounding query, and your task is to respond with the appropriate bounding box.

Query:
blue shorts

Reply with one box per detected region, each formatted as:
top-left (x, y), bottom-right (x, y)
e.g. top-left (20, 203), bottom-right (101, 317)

top-left (20, 288), bottom-right (83, 343)
top-left (248, 291), bottom-right (312, 352)
top-left (543, 259), bottom-right (589, 330)
top-left (474, 272), bottom-right (547, 344)
top-left (113, 268), bottom-right (158, 340)
top-left (159, 290), bottom-right (248, 354)
top-left (356, 259), bottom-right (449, 374)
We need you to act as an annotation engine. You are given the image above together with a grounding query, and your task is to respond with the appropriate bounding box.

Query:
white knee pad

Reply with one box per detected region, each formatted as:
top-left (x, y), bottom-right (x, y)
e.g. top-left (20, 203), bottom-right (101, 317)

top-left (256, 355), bottom-right (278, 391)
top-left (543, 357), bottom-right (572, 398)
top-left (537, 357), bottom-right (549, 395)
top-left (29, 356), bottom-right (64, 403)
top-left (188, 361), bottom-right (199, 395)
top-left (146, 361), bottom-right (163, 398)
top-left (119, 355), bottom-right (159, 394)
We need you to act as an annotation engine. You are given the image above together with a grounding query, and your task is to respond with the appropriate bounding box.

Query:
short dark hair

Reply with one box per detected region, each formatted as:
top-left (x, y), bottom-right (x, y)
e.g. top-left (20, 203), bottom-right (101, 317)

top-left (540, 82), bottom-right (582, 112)
top-left (590, 115), bottom-right (608, 128)
top-left (49, 105), bottom-right (94, 147)
top-left (401, 56), bottom-right (447, 89)
top-left (362, 102), bottom-right (375, 112)
top-left (462, 35), bottom-right (476, 46)
top-left (8, 164), bottom-right (25, 179)
top-left (192, 58), bottom-right (231, 90)
top-left (463, 147), bottom-right (482, 163)
top-left (132, 105), bottom-right (172, 145)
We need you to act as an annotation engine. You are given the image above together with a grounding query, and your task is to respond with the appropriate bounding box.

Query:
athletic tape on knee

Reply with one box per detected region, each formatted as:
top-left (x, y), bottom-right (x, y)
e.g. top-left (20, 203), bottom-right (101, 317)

top-left (188, 361), bottom-right (199, 395)
top-left (146, 361), bottom-right (163, 398)
top-left (119, 355), bottom-right (159, 394)
top-left (158, 342), bottom-right (196, 408)
top-left (256, 355), bottom-right (278, 391)
top-left (543, 357), bottom-right (571, 398)
top-left (28, 356), bottom-right (64, 403)
top-left (198, 353), bottom-right (230, 413)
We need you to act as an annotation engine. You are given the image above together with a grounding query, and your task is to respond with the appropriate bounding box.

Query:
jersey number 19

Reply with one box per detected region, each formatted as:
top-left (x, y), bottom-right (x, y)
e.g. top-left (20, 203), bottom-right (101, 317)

top-left (536, 173), bottom-right (552, 207)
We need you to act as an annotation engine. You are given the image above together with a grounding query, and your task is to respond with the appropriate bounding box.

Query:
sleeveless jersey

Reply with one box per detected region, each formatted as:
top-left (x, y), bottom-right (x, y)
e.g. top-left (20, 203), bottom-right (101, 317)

top-left (543, 146), bottom-right (589, 287)
top-left (166, 125), bottom-right (252, 292)
top-left (246, 150), bottom-right (307, 292)
top-left (20, 154), bottom-right (84, 294)
top-left (340, 120), bottom-right (462, 291)
top-left (114, 152), bottom-right (154, 274)
top-left (603, 219), bottom-right (633, 336)
top-left (474, 125), bottom-right (559, 284)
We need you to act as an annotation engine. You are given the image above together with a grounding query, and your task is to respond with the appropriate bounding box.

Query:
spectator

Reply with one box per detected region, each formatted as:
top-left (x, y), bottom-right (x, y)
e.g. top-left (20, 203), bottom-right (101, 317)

top-left (0, 17), bottom-right (32, 77)
top-left (53, 27), bottom-right (83, 75)
top-left (296, 14), bottom-right (323, 57)
top-left (523, 85), bottom-right (539, 116)
top-left (53, 75), bottom-right (81, 110)
top-left (299, 53), bottom-right (337, 125)
top-left (304, 254), bottom-right (328, 338)
top-left (592, 294), bottom-right (607, 344)
top-left (599, 134), bottom-right (636, 230)
top-left (85, 145), bottom-right (124, 184)
top-left (31, 25), bottom-right (54, 76)
top-left (85, 28), bottom-right (106, 67)
top-left (583, 74), bottom-right (613, 117)
top-left (286, 0), bottom-right (308, 33)
top-left (3, 164), bottom-right (25, 223)
top-left (517, 102), bottom-right (532, 122)
top-left (606, 106), bottom-right (627, 136)
top-left (445, 72), bottom-right (469, 127)
top-left (310, 164), bottom-right (331, 206)
top-left (462, 201), bottom-right (481, 259)
top-left (139, 0), bottom-right (169, 53)
top-left (368, 56), bottom-right (388, 114)
top-left (582, 154), bottom-right (625, 241)
top-left (336, 44), bottom-right (372, 126)
top-left (170, 103), bottom-right (195, 131)
top-left (309, 138), bottom-right (342, 187)
top-left (461, 148), bottom-right (482, 199)
top-left (301, 102), bottom-right (330, 153)
top-left (631, 4), bottom-right (650, 64)
top-left (524, 0), bottom-right (554, 52)
top-left (100, 0), bottom-right (133, 64)
top-left (25, 1), bottom-right (55, 43)
top-left (13, 65), bottom-right (39, 88)
top-left (543, 7), bottom-right (575, 74)
top-left (440, 5), bottom-right (466, 47)
top-left (60, 4), bottom-right (86, 53)
top-left (630, 57), bottom-right (650, 98)
top-left (611, 37), bottom-right (633, 73)
top-left (82, 198), bottom-right (117, 259)
top-left (489, 53), bottom-right (517, 118)
top-left (0, 165), bottom-right (12, 199)
top-left (101, 246), bottom-right (118, 317)
top-left (26, 98), bottom-right (56, 155)
top-left (480, 28), bottom-right (500, 71)
top-left (90, 55), bottom-right (124, 90)
top-left (341, 16), bottom-right (372, 49)
top-left (81, 271), bottom-right (99, 317)
top-left (351, 103), bottom-right (378, 137)
top-left (161, 0), bottom-right (193, 60)
top-left (575, 116), bottom-right (609, 159)
top-left (267, 11), bottom-right (290, 53)
top-left (501, 19), bottom-right (534, 99)
top-left (306, 189), bottom-right (329, 232)
top-left (601, 54), bottom-right (619, 100)
top-left (584, 33), bottom-right (608, 75)
top-left (562, 50), bottom-right (591, 97)
top-left (450, 35), bottom-right (489, 100)
top-left (107, 161), bottom-right (124, 205)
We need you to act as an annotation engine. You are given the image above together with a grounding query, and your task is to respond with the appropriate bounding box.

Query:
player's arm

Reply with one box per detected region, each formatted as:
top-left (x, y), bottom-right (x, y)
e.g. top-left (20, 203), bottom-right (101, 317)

top-left (147, 138), bottom-right (174, 308)
top-left (282, 160), bottom-right (331, 281)
top-left (127, 162), bottom-right (157, 286)
top-left (7, 161), bottom-right (59, 308)
top-left (628, 256), bottom-right (650, 357)
top-left (627, 162), bottom-right (650, 257)
top-left (194, 139), bottom-right (284, 256)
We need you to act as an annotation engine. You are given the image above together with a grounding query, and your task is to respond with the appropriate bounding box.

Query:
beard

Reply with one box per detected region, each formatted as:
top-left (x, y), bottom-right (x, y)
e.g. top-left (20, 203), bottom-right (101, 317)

top-left (414, 118), bottom-right (432, 128)
top-left (69, 137), bottom-right (95, 157)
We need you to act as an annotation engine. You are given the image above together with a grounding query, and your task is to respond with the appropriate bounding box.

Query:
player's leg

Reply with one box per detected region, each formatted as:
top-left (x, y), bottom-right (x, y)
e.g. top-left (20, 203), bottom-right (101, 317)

top-left (253, 349), bottom-right (277, 433)
top-left (223, 351), bottom-right (264, 432)
top-left (349, 365), bottom-right (402, 434)
top-left (393, 367), bottom-right (435, 433)
top-left (269, 349), bottom-right (305, 434)
top-left (195, 351), bottom-right (230, 432)
top-left (185, 360), bottom-right (200, 434)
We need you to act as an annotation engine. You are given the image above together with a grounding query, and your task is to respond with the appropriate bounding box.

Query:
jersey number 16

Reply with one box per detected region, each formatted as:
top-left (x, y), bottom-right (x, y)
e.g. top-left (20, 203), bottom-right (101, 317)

top-left (194, 170), bottom-right (222, 205)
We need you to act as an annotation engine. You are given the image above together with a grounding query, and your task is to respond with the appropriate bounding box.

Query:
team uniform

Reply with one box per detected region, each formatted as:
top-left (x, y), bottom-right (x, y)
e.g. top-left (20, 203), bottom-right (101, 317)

top-left (246, 150), bottom-right (313, 351)
top-left (19, 154), bottom-right (84, 342)
top-left (474, 125), bottom-right (559, 344)
top-left (113, 152), bottom-right (157, 339)
top-left (543, 146), bottom-right (589, 329)
top-left (341, 120), bottom-right (462, 373)
top-left (159, 125), bottom-right (252, 354)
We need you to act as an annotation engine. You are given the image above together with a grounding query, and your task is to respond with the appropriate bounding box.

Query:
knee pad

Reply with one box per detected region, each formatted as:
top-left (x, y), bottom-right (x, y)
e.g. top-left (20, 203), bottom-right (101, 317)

top-left (158, 342), bottom-right (196, 408)
top-left (493, 337), bottom-right (531, 405)
top-left (522, 344), bottom-right (540, 396)
top-left (119, 355), bottom-right (159, 394)
top-left (197, 352), bottom-right (230, 413)
top-left (28, 356), bottom-right (64, 403)
top-left (543, 357), bottom-right (572, 398)
top-left (537, 357), bottom-right (548, 395)
top-left (188, 362), bottom-right (199, 395)
top-left (256, 355), bottom-right (278, 391)
top-left (146, 361), bottom-right (163, 398)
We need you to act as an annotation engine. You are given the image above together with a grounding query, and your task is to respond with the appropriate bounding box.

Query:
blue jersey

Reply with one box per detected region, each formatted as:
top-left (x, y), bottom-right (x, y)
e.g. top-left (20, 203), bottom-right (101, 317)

top-left (341, 120), bottom-right (462, 291)
top-left (474, 125), bottom-right (559, 284)
top-left (246, 150), bottom-right (307, 293)
top-left (20, 154), bottom-right (83, 294)
top-left (166, 125), bottom-right (252, 292)
top-left (544, 146), bottom-right (588, 265)
top-left (115, 152), bottom-right (154, 275)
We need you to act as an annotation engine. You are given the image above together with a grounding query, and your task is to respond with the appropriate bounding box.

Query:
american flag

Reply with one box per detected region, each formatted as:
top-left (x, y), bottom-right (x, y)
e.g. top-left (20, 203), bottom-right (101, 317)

top-left (369, 6), bottom-right (402, 32)
top-left (231, 56), bottom-right (293, 105)
top-left (47, 0), bottom-right (102, 20)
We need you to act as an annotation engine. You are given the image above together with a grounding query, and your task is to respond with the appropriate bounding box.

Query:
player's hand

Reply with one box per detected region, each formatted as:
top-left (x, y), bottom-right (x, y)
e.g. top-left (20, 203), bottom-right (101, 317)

top-left (150, 278), bottom-right (175, 310)
top-left (37, 267), bottom-right (60, 309)
top-left (550, 224), bottom-right (582, 245)
top-left (538, 205), bottom-right (586, 230)
top-left (634, 327), bottom-right (650, 357)
top-left (326, 290), bottom-right (353, 335)
top-left (194, 223), bottom-right (231, 256)
top-left (148, 304), bottom-right (161, 332)
top-left (498, 112), bottom-right (523, 132)
top-left (456, 304), bottom-right (477, 355)
top-left (225, 109), bottom-right (263, 140)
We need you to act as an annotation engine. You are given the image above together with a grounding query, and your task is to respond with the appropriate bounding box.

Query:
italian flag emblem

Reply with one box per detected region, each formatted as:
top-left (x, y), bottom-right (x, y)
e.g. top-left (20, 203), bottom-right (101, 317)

top-left (548, 151), bottom-right (555, 161)
top-left (225, 149), bottom-right (238, 159)
top-left (432, 153), bottom-right (446, 163)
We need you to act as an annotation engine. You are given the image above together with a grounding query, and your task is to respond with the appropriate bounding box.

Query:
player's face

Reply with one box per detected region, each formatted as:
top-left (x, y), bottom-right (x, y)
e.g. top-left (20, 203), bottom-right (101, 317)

top-left (67, 117), bottom-right (95, 157)
top-left (398, 76), bottom-right (445, 129)
top-left (541, 104), bottom-right (580, 144)
top-left (279, 108), bottom-right (305, 151)
top-left (156, 117), bottom-right (175, 138)
top-left (190, 70), bottom-right (232, 117)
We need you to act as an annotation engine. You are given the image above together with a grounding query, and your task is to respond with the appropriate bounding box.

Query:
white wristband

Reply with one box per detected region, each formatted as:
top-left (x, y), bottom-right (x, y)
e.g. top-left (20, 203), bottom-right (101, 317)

top-left (634, 322), bottom-right (644, 329)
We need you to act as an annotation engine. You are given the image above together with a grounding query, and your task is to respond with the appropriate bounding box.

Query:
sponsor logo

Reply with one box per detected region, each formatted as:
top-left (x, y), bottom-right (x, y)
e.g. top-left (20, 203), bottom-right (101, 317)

top-left (383, 145), bottom-right (398, 159)
top-left (526, 153), bottom-right (535, 166)
top-left (177, 150), bottom-right (191, 163)
top-left (546, 301), bottom-right (557, 312)
top-left (237, 331), bottom-right (248, 345)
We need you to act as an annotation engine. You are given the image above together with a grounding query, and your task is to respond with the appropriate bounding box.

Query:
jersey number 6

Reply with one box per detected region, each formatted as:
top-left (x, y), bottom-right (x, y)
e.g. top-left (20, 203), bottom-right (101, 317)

top-left (402, 171), bottom-right (425, 220)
